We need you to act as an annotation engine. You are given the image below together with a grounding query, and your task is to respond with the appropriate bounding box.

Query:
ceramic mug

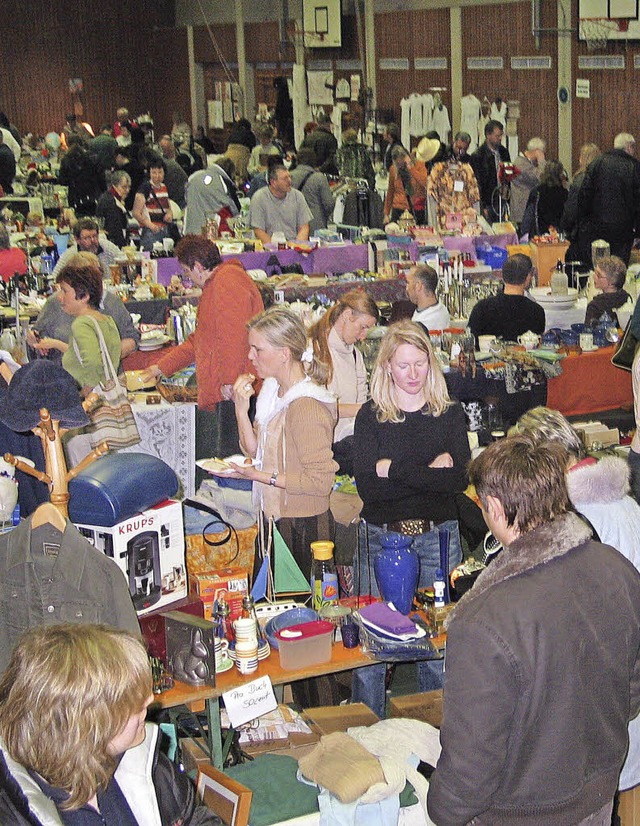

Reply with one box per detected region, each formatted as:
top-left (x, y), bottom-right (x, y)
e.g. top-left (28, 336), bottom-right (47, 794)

top-left (462, 401), bottom-right (484, 432)
top-left (234, 617), bottom-right (257, 641)
top-left (478, 335), bottom-right (497, 353)
top-left (579, 332), bottom-right (594, 351)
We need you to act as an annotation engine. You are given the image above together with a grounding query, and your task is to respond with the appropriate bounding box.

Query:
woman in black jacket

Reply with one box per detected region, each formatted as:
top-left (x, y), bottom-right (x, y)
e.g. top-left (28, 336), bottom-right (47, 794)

top-left (96, 169), bottom-right (131, 247)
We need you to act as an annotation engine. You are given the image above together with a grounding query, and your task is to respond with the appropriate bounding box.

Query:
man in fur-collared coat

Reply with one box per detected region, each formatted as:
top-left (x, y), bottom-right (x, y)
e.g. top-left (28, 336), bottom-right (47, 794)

top-left (427, 436), bottom-right (640, 826)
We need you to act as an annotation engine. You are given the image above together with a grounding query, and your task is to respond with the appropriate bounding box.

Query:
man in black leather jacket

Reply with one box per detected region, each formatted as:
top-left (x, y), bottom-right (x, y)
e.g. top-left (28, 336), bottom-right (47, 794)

top-left (470, 119), bottom-right (510, 222)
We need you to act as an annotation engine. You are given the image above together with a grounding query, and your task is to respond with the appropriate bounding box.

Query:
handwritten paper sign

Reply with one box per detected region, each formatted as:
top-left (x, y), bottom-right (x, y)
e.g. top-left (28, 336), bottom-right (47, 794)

top-left (222, 676), bottom-right (278, 728)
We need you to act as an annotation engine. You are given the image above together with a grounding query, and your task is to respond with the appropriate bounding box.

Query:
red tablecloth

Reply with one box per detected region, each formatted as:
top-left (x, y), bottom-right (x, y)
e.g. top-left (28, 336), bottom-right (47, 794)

top-left (547, 346), bottom-right (633, 417)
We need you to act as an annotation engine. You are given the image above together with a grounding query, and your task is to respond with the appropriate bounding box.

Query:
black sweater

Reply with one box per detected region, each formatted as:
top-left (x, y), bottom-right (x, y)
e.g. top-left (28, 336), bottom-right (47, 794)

top-left (353, 400), bottom-right (470, 526)
top-left (468, 292), bottom-right (545, 346)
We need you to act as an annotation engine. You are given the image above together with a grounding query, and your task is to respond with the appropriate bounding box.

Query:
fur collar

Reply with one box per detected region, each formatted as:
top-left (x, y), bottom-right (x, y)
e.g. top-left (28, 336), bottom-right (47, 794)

top-left (255, 376), bottom-right (335, 428)
top-left (566, 455), bottom-right (631, 507)
top-left (448, 512), bottom-right (592, 628)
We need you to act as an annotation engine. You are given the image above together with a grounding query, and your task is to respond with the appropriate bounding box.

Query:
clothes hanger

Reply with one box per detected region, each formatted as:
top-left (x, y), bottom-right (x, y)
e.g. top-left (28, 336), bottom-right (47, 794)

top-left (31, 501), bottom-right (67, 532)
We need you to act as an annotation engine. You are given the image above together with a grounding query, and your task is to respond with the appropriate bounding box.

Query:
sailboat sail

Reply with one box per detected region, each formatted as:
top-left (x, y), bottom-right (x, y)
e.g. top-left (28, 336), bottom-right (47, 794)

top-left (252, 519), bottom-right (310, 602)
top-left (273, 524), bottom-right (311, 596)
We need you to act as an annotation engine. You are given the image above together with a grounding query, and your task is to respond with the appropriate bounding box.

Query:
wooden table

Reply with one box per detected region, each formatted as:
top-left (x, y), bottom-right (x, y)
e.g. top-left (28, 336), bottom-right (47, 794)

top-left (153, 643), bottom-right (378, 768)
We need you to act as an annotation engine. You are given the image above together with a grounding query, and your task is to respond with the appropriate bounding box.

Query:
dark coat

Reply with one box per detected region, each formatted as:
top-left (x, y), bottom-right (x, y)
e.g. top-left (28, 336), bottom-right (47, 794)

top-left (96, 190), bottom-right (128, 247)
top-left (428, 511), bottom-right (640, 826)
top-left (0, 144), bottom-right (16, 194)
top-left (578, 148), bottom-right (640, 265)
top-left (301, 127), bottom-right (339, 175)
top-left (470, 141), bottom-right (510, 220)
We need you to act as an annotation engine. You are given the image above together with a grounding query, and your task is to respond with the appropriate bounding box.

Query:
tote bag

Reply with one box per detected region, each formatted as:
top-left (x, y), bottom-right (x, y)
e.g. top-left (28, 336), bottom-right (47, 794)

top-left (74, 317), bottom-right (141, 450)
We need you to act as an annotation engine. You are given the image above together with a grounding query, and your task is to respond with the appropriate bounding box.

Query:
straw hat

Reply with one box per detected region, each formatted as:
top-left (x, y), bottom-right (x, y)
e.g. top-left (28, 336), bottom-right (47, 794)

top-left (415, 137), bottom-right (441, 163)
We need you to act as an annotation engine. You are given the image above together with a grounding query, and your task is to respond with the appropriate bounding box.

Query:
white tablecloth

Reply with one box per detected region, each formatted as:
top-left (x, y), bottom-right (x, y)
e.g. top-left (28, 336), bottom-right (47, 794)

top-left (122, 401), bottom-right (196, 497)
top-left (539, 297), bottom-right (634, 332)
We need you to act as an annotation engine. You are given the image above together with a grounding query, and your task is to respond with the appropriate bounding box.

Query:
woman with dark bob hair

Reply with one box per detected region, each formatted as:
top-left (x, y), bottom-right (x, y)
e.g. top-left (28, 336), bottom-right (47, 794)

top-left (33, 252), bottom-right (121, 395)
top-left (0, 624), bottom-right (220, 824)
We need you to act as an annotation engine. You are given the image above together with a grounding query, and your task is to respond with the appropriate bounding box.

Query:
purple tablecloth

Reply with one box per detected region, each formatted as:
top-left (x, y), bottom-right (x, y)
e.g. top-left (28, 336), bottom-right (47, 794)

top-left (154, 244), bottom-right (369, 286)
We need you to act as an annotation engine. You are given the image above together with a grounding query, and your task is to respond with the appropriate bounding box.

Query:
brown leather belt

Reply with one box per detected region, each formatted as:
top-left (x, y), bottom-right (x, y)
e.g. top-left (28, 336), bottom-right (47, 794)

top-left (385, 519), bottom-right (436, 536)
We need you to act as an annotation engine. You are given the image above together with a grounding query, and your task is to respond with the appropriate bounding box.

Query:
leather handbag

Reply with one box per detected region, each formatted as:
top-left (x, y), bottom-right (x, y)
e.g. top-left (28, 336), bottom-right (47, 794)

top-left (75, 318), bottom-right (141, 450)
top-left (611, 317), bottom-right (640, 372)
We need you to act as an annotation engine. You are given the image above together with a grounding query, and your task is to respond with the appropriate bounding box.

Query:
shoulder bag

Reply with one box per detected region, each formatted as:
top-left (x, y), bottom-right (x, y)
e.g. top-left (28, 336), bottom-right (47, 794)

top-left (74, 317), bottom-right (141, 450)
top-left (611, 317), bottom-right (640, 372)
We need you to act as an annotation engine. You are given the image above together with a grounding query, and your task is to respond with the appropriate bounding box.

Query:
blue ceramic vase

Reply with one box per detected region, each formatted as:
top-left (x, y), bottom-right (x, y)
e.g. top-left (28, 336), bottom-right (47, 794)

top-left (374, 533), bottom-right (419, 615)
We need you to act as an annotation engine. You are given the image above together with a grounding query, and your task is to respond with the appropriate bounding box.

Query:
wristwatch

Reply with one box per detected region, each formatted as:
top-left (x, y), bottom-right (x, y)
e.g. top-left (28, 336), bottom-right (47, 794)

top-left (269, 470), bottom-right (279, 487)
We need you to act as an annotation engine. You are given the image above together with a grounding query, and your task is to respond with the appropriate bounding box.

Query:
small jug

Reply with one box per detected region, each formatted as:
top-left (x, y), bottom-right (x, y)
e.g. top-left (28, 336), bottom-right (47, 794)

top-left (517, 331), bottom-right (540, 351)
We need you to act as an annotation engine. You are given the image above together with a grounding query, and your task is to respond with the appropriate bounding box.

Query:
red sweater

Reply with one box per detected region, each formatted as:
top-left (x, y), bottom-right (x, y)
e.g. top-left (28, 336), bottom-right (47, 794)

top-left (0, 248), bottom-right (27, 283)
top-left (158, 259), bottom-right (263, 410)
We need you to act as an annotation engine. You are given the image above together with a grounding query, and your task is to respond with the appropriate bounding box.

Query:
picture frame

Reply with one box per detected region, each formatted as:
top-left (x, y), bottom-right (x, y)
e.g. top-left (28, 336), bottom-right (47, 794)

top-left (196, 764), bottom-right (252, 826)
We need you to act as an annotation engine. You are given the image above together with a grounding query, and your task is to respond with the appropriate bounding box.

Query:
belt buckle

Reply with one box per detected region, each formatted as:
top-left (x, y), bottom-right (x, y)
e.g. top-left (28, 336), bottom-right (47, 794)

top-left (401, 519), bottom-right (424, 536)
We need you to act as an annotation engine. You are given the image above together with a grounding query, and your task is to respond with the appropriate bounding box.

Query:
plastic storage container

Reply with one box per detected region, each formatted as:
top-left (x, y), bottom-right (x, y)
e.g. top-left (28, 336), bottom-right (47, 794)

top-left (275, 620), bottom-right (334, 670)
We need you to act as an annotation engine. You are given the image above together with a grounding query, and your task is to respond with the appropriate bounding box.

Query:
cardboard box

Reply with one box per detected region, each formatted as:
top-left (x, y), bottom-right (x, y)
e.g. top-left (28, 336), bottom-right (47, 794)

top-left (242, 703), bottom-right (380, 761)
top-left (74, 499), bottom-right (186, 616)
top-left (528, 240), bottom-right (570, 287)
top-left (189, 567), bottom-right (249, 620)
top-left (573, 421), bottom-right (620, 450)
top-left (389, 690), bottom-right (444, 728)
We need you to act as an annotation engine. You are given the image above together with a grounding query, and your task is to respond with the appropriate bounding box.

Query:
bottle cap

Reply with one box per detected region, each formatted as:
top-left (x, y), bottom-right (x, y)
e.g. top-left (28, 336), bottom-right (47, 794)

top-left (435, 568), bottom-right (444, 581)
top-left (310, 540), bottom-right (334, 560)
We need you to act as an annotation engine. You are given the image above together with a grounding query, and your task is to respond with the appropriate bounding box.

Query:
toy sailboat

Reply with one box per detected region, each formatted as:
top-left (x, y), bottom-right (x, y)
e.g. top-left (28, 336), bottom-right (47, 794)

top-left (251, 520), bottom-right (310, 604)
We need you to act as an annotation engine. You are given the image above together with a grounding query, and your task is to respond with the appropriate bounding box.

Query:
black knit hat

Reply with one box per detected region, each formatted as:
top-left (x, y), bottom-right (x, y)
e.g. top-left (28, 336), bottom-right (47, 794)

top-left (0, 360), bottom-right (89, 432)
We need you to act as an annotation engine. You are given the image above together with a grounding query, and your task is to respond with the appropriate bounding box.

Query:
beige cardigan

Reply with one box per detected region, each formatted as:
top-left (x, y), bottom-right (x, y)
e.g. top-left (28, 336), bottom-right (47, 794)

top-left (255, 377), bottom-right (338, 519)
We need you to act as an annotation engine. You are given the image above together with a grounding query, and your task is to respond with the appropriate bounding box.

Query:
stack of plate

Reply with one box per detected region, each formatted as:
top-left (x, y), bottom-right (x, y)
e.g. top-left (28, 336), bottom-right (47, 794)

top-left (139, 333), bottom-right (171, 351)
top-left (530, 287), bottom-right (579, 310)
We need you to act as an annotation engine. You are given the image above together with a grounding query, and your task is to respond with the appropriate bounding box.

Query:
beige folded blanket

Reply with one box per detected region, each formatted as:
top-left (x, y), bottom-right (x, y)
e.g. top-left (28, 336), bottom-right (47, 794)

top-left (297, 731), bottom-right (385, 803)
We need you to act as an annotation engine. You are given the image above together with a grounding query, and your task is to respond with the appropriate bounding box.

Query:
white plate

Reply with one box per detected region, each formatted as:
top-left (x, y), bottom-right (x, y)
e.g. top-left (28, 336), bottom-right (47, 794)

top-left (216, 657), bottom-right (234, 674)
top-left (139, 335), bottom-right (171, 351)
top-left (196, 455), bottom-right (257, 474)
top-left (530, 287), bottom-right (579, 307)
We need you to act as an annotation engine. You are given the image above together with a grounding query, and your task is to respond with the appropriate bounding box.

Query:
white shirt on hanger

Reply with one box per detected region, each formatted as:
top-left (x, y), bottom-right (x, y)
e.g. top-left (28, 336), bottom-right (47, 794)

top-left (490, 101), bottom-right (507, 128)
top-left (432, 104), bottom-right (451, 144)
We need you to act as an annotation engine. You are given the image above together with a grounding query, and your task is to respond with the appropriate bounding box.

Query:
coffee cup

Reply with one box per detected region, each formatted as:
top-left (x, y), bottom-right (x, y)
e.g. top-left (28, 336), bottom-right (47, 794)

top-left (478, 335), bottom-right (497, 353)
top-left (234, 617), bottom-right (257, 642)
top-left (235, 639), bottom-right (258, 674)
top-left (579, 332), bottom-right (594, 351)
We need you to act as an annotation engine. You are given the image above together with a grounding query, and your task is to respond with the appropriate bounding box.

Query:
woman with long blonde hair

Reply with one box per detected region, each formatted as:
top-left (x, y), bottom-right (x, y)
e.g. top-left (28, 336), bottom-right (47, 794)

top-left (218, 307), bottom-right (338, 574)
top-left (353, 320), bottom-right (470, 591)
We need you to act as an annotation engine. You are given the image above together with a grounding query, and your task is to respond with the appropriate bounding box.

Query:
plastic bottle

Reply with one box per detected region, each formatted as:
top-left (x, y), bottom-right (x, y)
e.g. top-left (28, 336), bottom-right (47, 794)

top-left (310, 541), bottom-right (338, 611)
top-left (550, 259), bottom-right (568, 296)
top-left (434, 568), bottom-right (446, 608)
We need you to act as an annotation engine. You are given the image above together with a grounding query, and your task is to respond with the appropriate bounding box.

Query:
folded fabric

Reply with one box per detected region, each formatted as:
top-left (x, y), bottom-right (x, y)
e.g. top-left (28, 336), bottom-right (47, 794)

top-left (358, 602), bottom-right (423, 639)
top-left (189, 478), bottom-right (257, 530)
top-left (298, 731), bottom-right (385, 804)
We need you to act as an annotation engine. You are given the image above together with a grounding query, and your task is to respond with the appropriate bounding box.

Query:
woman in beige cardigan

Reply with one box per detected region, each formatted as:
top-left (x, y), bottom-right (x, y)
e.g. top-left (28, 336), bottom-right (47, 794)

top-left (309, 289), bottom-right (379, 475)
top-left (222, 307), bottom-right (338, 573)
